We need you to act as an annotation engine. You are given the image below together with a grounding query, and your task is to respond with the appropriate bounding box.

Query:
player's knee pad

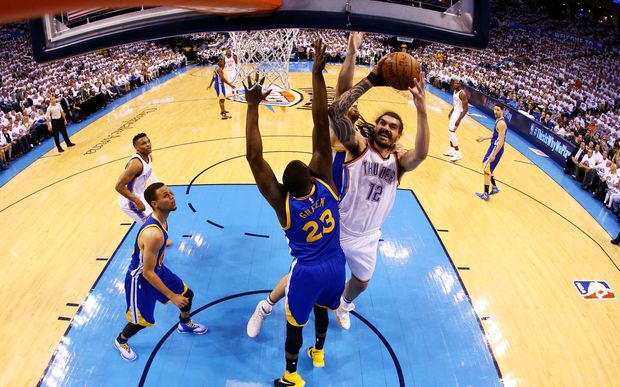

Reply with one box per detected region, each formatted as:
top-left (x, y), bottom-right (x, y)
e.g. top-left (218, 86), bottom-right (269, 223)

top-left (448, 130), bottom-right (458, 146)
top-left (285, 322), bottom-right (303, 355)
top-left (313, 305), bottom-right (329, 334)
top-left (180, 288), bottom-right (194, 312)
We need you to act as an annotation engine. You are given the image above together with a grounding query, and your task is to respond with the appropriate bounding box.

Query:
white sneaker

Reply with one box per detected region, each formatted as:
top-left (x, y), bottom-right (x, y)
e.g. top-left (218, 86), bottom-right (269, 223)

top-left (450, 151), bottom-right (462, 162)
top-left (247, 300), bottom-right (272, 338)
top-left (177, 320), bottom-right (208, 334)
top-left (442, 148), bottom-right (454, 156)
top-left (335, 302), bottom-right (355, 330)
top-left (114, 339), bottom-right (137, 361)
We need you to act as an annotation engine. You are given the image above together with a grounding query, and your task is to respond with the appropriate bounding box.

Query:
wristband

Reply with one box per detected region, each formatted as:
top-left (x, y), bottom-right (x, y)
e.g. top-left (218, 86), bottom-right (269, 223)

top-left (366, 72), bottom-right (384, 86)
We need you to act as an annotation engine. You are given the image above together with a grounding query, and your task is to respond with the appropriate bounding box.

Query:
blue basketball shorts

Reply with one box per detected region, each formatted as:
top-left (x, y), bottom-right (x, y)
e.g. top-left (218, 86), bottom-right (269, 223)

top-left (285, 256), bottom-right (346, 327)
top-left (125, 265), bottom-right (187, 326)
top-left (482, 144), bottom-right (505, 174)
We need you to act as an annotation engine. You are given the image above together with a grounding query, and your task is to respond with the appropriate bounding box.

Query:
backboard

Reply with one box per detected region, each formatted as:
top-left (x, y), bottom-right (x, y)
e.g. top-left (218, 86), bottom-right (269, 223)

top-left (28, 0), bottom-right (489, 62)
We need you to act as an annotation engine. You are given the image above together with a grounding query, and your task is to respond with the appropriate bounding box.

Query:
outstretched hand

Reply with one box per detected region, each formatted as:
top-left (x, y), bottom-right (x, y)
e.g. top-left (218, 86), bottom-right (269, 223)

top-left (348, 31), bottom-right (364, 54)
top-left (243, 73), bottom-right (271, 106)
top-left (368, 55), bottom-right (388, 86)
top-left (408, 71), bottom-right (427, 114)
top-left (312, 38), bottom-right (327, 74)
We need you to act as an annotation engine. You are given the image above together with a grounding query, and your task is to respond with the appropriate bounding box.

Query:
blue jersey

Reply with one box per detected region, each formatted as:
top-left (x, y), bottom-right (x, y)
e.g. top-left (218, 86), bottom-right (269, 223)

top-left (283, 178), bottom-right (343, 264)
top-left (491, 117), bottom-right (507, 146)
top-left (213, 68), bottom-right (226, 96)
top-left (128, 215), bottom-right (168, 276)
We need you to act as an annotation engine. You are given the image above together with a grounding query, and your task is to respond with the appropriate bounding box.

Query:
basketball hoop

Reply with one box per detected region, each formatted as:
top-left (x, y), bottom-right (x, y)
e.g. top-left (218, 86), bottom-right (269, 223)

top-left (229, 29), bottom-right (299, 92)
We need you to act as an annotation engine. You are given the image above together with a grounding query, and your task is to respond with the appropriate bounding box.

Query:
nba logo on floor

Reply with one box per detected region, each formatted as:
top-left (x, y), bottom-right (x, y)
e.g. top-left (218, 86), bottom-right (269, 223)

top-left (573, 280), bottom-right (616, 300)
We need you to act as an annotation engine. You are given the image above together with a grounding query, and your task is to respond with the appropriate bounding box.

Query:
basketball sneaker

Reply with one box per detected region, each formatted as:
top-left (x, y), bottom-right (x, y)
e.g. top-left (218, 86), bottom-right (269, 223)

top-left (247, 300), bottom-right (272, 338)
top-left (489, 186), bottom-right (500, 195)
top-left (475, 192), bottom-right (490, 201)
top-left (335, 302), bottom-right (355, 330)
top-left (114, 339), bottom-right (137, 361)
top-left (442, 148), bottom-right (455, 156)
top-left (273, 371), bottom-right (305, 387)
top-left (449, 151), bottom-right (462, 162)
top-left (177, 320), bottom-right (208, 334)
top-left (307, 346), bottom-right (325, 368)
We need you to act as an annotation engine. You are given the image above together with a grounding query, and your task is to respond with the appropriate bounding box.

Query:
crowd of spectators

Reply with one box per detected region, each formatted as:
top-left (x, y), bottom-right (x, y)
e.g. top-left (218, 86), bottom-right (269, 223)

top-left (416, 3), bottom-right (620, 217)
top-left (196, 29), bottom-right (389, 65)
top-left (0, 25), bottom-right (187, 169)
top-left (2, 2), bottom-right (619, 192)
top-left (493, 5), bottom-right (620, 48)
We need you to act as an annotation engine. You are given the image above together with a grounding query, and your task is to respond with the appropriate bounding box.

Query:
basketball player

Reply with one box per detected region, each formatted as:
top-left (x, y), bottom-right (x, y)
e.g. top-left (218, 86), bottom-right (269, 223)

top-left (475, 104), bottom-right (507, 201)
top-left (246, 47), bottom-right (418, 338)
top-left (327, 56), bottom-right (429, 330)
top-left (332, 32), bottom-right (369, 193)
top-left (245, 39), bottom-right (345, 387)
top-left (207, 56), bottom-right (234, 120)
top-left (443, 79), bottom-right (468, 162)
top-left (246, 32), bottom-right (377, 338)
top-left (116, 133), bottom-right (173, 245)
top-left (224, 48), bottom-right (238, 96)
top-left (113, 182), bottom-right (207, 361)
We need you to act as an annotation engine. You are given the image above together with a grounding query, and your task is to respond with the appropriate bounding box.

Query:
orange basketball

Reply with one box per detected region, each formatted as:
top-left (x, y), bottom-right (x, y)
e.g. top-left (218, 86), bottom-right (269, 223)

top-left (381, 52), bottom-right (421, 91)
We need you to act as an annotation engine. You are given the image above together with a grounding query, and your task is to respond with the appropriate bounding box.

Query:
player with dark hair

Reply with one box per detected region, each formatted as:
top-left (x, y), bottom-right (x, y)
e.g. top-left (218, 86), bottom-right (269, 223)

top-left (475, 104), bottom-right (507, 201)
top-left (443, 79), bottom-right (468, 162)
top-left (116, 133), bottom-right (171, 245)
top-left (245, 39), bottom-right (345, 387)
top-left (246, 55), bottom-right (430, 338)
top-left (326, 58), bottom-right (429, 330)
top-left (208, 56), bottom-right (235, 120)
top-left (113, 182), bottom-right (207, 361)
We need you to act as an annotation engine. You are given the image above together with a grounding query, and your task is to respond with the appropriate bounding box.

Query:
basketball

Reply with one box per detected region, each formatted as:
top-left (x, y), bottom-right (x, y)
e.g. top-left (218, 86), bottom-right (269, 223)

top-left (381, 52), bottom-right (421, 91)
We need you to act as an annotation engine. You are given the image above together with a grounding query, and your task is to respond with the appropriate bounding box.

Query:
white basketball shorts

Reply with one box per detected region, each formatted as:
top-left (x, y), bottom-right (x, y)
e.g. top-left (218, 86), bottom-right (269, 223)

top-left (340, 226), bottom-right (382, 282)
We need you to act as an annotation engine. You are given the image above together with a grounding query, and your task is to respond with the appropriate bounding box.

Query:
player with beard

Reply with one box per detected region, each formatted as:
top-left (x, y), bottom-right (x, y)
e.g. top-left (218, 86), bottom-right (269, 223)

top-left (246, 55), bottom-right (429, 338)
top-left (327, 57), bottom-right (430, 329)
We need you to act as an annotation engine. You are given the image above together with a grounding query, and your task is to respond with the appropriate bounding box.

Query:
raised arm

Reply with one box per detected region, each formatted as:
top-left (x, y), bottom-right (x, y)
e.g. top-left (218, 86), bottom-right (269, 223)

top-left (307, 39), bottom-right (334, 187)
top-left (328, 57), bottom-right (387, 157)
top-left (335, 32), bottom-right (363, 98)
top-left (398, 72), bottom-right (430, 172)
top-left (244, 75), bottom-right (287, 219)
top-left (331, 32), bottom-right (363, 150)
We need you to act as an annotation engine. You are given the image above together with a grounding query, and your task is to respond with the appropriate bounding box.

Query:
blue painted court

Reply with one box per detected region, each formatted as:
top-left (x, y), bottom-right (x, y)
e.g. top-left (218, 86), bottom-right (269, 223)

top-left (40, 185), bottom-right (499, 386)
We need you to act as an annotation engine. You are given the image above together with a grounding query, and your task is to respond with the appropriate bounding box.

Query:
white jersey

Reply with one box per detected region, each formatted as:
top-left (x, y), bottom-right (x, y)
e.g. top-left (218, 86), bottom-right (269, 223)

top-left (451, 89), bottom-right (464, 120)
top-left (449, 89), bottom-right (465, 131)
top-left (224, 55), bottom-right (236, 74)
top-left (339, 140), bottom-right (399, 235)
top-left (118, 153), bottom-right (153, 206)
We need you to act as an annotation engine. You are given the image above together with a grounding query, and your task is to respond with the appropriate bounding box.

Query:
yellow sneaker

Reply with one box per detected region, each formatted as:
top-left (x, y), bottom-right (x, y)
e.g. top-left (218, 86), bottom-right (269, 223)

top-left (273, 371), bottom-right (305, 386)
top-left (307, 346), bottom-right (325, 368)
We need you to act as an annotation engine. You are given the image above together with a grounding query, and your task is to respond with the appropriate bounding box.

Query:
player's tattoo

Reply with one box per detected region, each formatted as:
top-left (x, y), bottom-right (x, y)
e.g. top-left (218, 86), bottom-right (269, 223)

top-left (328, 78), bottom-right (372, 144)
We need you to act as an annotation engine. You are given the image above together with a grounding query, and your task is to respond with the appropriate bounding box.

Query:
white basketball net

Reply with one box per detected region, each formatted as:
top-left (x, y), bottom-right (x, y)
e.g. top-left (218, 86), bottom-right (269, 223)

top-left (230, 29), bottom-right (299, 91)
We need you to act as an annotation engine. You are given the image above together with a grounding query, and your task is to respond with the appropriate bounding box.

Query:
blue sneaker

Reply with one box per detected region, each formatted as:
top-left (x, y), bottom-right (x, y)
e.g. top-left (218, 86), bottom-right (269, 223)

top-left (475, 192), bottom-right (490, 201)
top-left (177, 320), bottom-right (208, 334)
top-left (489, 186), bottom-right (500, 195)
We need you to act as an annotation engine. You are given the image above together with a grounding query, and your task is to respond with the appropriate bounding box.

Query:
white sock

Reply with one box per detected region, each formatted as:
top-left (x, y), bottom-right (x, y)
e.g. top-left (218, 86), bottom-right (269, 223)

top-left (341, 296), bottom-right (352, 310)
top-left (262, 297), bottom-right (274, 313)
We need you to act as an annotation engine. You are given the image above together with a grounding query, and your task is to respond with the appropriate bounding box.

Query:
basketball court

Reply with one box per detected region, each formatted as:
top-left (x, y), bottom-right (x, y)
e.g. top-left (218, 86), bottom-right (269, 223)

top-left (1, 1), bottom-right (619, 386)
